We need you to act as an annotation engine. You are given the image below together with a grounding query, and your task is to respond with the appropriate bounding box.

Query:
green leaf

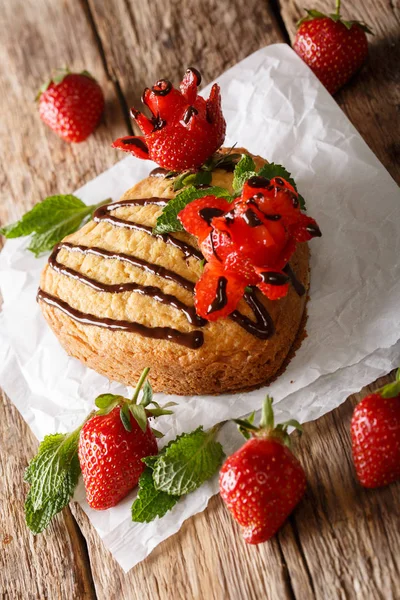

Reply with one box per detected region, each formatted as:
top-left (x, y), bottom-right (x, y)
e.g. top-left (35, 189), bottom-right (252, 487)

top-left (260, 396), bottom-right (274, 429)
top-left (0, 195), bottom-right (110, 257)
top-left (232, 154), bottom-right (257, 193)
top-left (152, 426), bottom-right (225, 496)
top-left (142, 455), bottom-right (161, 470)
top-left (24, 429), bottom-right (81, 533)
top-left (131, 468), bottom-right (179, 523)
top-left (26, 431), bottom-right (80, 511)
top-left (153, 185), bottom-right (232, 235)
top-left (151, 428), bottom-right (165, 439)
top-left (95, 393), bottom-right (121, 410)
top-left (380, 380), bottom-right (400, 399)
top-left (120, 403), bottom-right (132, 432)
top-left (129, 404), bottom-right (148, 432)
top-left (140, 381), bottom-right (153, 407)
top-left (25, 453), bottom-right (81, 534)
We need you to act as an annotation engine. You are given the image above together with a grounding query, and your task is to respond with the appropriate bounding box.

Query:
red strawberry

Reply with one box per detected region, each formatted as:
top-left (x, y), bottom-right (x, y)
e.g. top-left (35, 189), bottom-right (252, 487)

top-left (78, 368), bottom-right (173, 509)
top-left (79, 406), bottom-right (157, 510)
top-left (219, 397), bottom-right (306, 544)
top-left (112, 68), bottom-right (226, 171)
top-left (38, 68), bottom-right (105, 143)
top-left (293, 1), bottom-right (372, 94)
top-left (351, 371), bottom-right (400, 488)
top-left (178, 175), bottom-right (320, 320)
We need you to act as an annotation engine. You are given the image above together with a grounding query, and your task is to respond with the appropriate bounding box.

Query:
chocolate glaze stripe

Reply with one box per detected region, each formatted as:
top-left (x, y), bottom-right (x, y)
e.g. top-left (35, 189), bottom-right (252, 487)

top-left (49, 249), bottom-right (205, 327)
top-left (53, 242), bottom-right (274, 340)
top-left (93, 198), bottom-right (203, 260)
top-left (230, 290), bottom-right (275, 340)
top-left (37, 289), bottom-right (204, 350)
top-left (56, 242), bottom-right (196, 292)
top-left (283, 264), bottom-right (306, 297)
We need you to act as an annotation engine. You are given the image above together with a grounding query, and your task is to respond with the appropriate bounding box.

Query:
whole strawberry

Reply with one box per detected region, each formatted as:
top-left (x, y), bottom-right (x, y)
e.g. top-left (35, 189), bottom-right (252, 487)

top-left (78, 369), bottom-right (173, 510)
top-left (112, 68), bottom-right (226, 171)
top-left (219, 397), bottom-right (306, 544)
top-left (38, 68), bottom-right (104, 142)
top-left (293, 1), bottom-right (372, 94)
top-left (351, 371), bottom-right (400, 489)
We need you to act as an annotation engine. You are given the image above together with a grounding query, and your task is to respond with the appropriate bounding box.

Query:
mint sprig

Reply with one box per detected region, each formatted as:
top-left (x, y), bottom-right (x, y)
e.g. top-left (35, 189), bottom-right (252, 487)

top-left (131, 468), bottom-right (180, 523)
top-left (24, 430), bottom-right (82, 534)
top-left (153, 186), bottom-right (232, 235)
top-left (232, 154), bottom-right (257, 193)
top-left (0, 194), bottom-right (111, 256)
top-left (131, 425), bottom-right (225, 522)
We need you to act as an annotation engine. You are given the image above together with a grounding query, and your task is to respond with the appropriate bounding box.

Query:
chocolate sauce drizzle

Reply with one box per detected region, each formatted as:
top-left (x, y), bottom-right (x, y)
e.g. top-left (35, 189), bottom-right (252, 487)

top-left (93, 199), bottom-right (203, 260)
top-left (149, 167), bottom-right (170, 178)
top-left (230, 290), bottom-right (275, 340)
top-left (283, 264), bottom-right (306, 297)
top-left (37, 289), bottom-right (203, 349)
top-left (207, 277), bottom-right (228, 314)
top-left (199, 207), bottom-right (225, 225)
top-left (243, 208), bottom-right (263, 228)
top-left (38, 197), bottom-right (306, 349)
top-left (120, 137), bottom-right (149, 154)
top-left (183, 106), bottom-right (198, 124)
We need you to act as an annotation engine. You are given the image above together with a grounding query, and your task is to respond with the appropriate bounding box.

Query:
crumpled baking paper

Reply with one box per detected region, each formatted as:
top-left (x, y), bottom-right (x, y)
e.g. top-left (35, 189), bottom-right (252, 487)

top-left (1, 44), bottom-right (399, 572)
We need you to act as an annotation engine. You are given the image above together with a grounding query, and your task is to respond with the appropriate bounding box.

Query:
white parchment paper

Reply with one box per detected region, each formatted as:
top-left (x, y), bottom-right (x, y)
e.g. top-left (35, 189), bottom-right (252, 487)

top-left (1, 44), bottom-right (399, 572)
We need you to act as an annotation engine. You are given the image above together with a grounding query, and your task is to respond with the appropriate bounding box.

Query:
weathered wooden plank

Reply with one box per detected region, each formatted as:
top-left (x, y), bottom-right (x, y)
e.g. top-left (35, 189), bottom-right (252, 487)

top-left (284, 374), bottom-right (400, 600)
top-left (0, 391), bottom-right (96, 599)
top-left (0, 0), bottom-right (125, 229)
top-left (279, 0), bottom-right (400, 185)
top-left (0, 0), bottom-right (127, 597)
top-left (85, 0), bottom-right (285, 112)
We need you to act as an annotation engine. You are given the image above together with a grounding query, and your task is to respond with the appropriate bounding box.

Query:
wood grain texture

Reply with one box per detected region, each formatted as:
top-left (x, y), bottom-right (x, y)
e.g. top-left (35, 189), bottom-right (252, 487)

top-left (85, 0), bottom-right (285, 119)
top-left (71, 376), bottom-right (400, 600)
top-left (0, 0), bottom-right (125, 229)
top-left (0, 391), bottom-right (96, 599)
top-left (279, 0), bottom-right (400, 184)
top-left (1, 0), bottom-right (400, 598)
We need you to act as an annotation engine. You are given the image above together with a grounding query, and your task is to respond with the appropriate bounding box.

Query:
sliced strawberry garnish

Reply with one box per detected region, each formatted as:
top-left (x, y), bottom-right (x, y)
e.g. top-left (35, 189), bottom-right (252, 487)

top-left (178, 196), bottom-right (232, 242)
top-left (194, 264), bottom-right (246, 321)
top-left (112, 135), bottom-right (149, 159)
top-left (177, 174), bottom-right (321, 320)
top-left (112, 69), bottom-right (226, 171)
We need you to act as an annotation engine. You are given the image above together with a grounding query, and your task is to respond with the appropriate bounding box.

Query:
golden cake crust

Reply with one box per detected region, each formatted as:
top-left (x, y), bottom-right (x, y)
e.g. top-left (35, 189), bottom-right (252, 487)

top-left (38, 149), bottom-right (309, 395)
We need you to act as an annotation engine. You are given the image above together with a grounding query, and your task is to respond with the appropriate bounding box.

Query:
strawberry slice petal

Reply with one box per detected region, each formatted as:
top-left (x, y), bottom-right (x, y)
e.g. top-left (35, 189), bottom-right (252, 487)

top-left (195, 264), bottom-right (247, 321)
top-left (111, 136), bottom-right (149, 159)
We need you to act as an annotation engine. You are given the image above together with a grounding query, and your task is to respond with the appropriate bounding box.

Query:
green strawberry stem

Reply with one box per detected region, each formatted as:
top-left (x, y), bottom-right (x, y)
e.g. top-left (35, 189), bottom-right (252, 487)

top-left (131, 368), bottom-right (151, 404)
top-left (378, 368), bottom-right (400, 399)
top-left (335, 0), bottom-right (341, 16)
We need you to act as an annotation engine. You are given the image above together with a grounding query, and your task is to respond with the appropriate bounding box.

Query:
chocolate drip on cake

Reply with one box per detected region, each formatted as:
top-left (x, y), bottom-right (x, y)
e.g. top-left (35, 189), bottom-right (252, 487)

top-left (37, 289), bottom-right (204, 349)
top-left (38, 197), bottom-right (306, 348)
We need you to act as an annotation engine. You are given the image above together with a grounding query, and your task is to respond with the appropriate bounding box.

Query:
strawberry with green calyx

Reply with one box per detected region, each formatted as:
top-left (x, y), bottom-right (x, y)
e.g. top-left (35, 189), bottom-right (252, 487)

top-left (294, 0), bottom-right (372, 95)
top-left (24, 368), bottom-right (173, 533)
top-left (219, 397), bottom-right (306, 544)
top-left (78, 368), bottom-right (176, 510)
top-left (351, 370), bottom-right (400, 489)
top-left (37, 67), bottom-right (105, 142)
top-left (112, 68), bottom-right (226, 171)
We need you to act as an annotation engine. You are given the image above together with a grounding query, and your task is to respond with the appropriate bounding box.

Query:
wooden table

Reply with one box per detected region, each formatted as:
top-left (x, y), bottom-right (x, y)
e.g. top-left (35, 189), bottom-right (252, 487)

top-left (1, 1), bottom-right (399, 598)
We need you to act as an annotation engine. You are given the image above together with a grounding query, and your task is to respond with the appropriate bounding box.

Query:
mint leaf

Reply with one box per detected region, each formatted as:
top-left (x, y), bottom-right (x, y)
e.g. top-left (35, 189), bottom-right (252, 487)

top-left (232, 154), bottom-right (257, 193)
top-left (153, 185), bottom-right (232, 235)
top-left (25, 453), bottom-right (81, 534)
top-left (0, 195), bottom-right (110, 256)
top-left (24, 431), bottom-right (81, 534)
top-left (173, 170), bottom-right (212, 192)
top-left (131, 468), bottom-right (179, 523)
top-left (152, 426), bottom-right (225, 496)
top-left (257, 163), bottom-right (306, 210)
